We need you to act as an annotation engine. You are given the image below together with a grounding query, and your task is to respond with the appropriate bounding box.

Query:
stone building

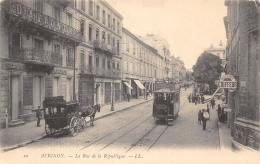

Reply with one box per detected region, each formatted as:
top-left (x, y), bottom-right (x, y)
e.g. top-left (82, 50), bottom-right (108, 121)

top-left (75, 0), bottom-right (123, 106)
top-left (170, 57), bottom-right (186, 83)
top-left (139, 34), bottom-right (171, 81)
top-left (122, 27), bottom-right (162, 100)
top-left (204, 41), bottom-right (227, 67)
top-left (224, 0), bottom-right (260, 151)
top-left (0, 0), bottom-right (81, 128)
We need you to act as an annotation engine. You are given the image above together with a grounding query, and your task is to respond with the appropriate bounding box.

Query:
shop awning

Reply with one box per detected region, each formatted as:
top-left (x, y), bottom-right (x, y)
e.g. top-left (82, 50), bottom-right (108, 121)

top-left (124, 82), bottom-right (133, 89)
top-left (134, 80), bottom-right (145, 90)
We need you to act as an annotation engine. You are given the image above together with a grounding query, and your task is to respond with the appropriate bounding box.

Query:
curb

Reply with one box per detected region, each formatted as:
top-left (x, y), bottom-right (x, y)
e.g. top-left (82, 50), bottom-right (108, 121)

top-left (1, 99), bottom-right (153, 152)
top-left (217, 121), bottom-right (224, 150)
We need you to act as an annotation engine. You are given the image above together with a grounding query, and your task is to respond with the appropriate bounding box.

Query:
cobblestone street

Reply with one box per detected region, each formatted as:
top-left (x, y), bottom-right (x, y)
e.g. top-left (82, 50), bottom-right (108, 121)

top-left (2, 88), bottom-right (219, 156)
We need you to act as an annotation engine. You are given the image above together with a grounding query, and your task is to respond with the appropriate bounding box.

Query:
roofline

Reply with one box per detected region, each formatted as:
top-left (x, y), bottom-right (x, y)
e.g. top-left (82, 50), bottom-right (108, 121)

top-left (100, 0), bottom-right (124, 20)
top-left (122, 27), bottom-right (163, 59)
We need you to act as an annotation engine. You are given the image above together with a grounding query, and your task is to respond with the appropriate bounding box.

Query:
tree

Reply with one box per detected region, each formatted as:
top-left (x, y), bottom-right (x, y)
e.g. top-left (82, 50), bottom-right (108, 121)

top-left (192, 52), bottom-right (223, 93)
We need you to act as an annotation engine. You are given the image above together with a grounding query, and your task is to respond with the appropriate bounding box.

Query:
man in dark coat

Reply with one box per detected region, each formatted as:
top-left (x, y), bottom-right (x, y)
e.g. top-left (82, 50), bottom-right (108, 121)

top-left (201, 109), bottom-right (209, 130)
top-left (36, 105), bottom-right (42, 127)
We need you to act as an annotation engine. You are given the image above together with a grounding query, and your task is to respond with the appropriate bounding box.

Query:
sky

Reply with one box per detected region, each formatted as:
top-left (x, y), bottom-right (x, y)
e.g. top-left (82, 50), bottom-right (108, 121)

top-left (106, 0), bottom-right (227, 69)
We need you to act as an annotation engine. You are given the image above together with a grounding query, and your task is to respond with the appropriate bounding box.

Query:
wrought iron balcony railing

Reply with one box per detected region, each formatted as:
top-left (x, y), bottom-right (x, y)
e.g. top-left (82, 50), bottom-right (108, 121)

top-left (83, 66), bottom-right (122, 78)
top-left (93, 40), bottom-right (119, 56)
top-left (4, 1), bottom-right (81, 42)
top-left (9, 46), bottom-right (62, 65)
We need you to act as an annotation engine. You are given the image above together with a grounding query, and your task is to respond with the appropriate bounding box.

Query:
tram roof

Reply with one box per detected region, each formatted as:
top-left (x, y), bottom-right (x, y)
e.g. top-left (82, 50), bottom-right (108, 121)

top-left (153, 88), bottom-right (180, 93)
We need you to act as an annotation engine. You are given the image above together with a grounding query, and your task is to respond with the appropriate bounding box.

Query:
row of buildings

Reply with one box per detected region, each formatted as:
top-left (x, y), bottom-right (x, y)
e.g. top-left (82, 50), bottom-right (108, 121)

top-left (224, 0), bottom-right (259, 151)
top-left (0, 0), bottom-right (186, 128)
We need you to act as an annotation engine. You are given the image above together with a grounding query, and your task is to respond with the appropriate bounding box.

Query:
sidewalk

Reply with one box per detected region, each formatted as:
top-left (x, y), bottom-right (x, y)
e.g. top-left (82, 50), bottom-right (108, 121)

top-left (0, 96), bottom-right (153, 152)
top-left (213, 99), bottom-right (232, 151)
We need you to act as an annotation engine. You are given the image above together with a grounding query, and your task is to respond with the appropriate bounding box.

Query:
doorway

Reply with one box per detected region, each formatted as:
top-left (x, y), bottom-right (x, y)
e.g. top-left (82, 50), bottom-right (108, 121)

top-left (11, 76), bottom-right (20, 120)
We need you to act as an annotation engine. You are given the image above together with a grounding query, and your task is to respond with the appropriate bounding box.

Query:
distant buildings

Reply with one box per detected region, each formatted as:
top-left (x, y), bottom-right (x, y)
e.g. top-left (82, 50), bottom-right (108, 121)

top-left (204, 41), bottom-right (226, 67)
top-left (224, 0), bottom-right (260, 151)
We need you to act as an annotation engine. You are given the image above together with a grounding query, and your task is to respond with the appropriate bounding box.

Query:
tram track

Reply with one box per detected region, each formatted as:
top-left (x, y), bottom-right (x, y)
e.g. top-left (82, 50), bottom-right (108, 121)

top-left (125, 91), bottom-right (190, 153)
top-left (80, 89), bottom-right (191, 153)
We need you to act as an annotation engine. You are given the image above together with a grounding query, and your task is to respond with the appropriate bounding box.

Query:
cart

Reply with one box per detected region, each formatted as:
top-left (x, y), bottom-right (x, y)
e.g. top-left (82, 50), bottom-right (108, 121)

top-left (43, 96), bottom-right (87, 136)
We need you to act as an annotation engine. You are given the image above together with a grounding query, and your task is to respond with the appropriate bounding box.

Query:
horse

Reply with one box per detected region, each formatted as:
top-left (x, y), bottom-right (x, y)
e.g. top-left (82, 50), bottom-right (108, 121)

top-left (80, 104), bottom-right (101, 126)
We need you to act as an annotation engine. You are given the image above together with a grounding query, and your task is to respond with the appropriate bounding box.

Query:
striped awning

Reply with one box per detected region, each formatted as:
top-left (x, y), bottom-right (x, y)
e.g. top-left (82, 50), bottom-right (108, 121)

top-left (134, 80), bottom-right (145, 90)
top-left (124, 82), bottom-right (133, 89)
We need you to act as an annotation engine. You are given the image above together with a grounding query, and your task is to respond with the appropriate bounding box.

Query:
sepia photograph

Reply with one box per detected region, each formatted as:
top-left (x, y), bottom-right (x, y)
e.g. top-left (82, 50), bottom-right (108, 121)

top-left (0, 0), bottom-right (259, 163)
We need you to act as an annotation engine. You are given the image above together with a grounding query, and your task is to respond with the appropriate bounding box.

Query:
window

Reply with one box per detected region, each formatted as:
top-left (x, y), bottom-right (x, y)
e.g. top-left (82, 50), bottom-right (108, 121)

top-left (102, 57), bottom-right (105, 69)
top-left (34, 39), bottom-right (43, 50)
top-left (96, 56), bottom-right (99, 68)
top-left (89, 24), bottom-right (92, 42)
top-left (96, 28), bottom-right (99, 41)
top-left (133, 43), bottom-right (135, 54)
top-left (66, 78), bottom-right (73, 102)
top-left (117, 21), bottom-right (120, 34)
top-left (80, 20), bottom-right (85, 39)
top-left (117, 40), bottom-right (119, 53)
top-left (102, 31), bottom-right (106, 42)
top-left (107, 60), bottom-right (110, 69)
top-left (113, 60), bottom-right (115, 69)
top-left (53, 43), bottom-right (61, 54)
top-left (81, 0), bottom-right (85, 11)
top-left (126, 42), bottom-right (129, 52)
top-left (112, 18), bottom-right (115, 31)
top-left (117, 60), bottom-right (120, 70)
top-left (113, 37), bottom-right (115, 47)
top-left (102, 10), bottom-right (106, 25)
top-left (67, 13), bottom-right (72, 26)
top-left (53, 77), bottom-right (60, 97)
top-left (35, 0), bottom-right (43, 13)
top-left (89, 54), bottom-right (92, 68)
top-left (54, 7), bottom-right (61, 21)
top-left (96, 5), bottom-right (100, 21)
top-left (89, 0), bottom-right (93, 16)
top-left (108, 14), bottom-right (111, 28)
top-left (102, 57), bottom-right (106, 69)
top-left (107, 34), bottom-right (111, 45)
top-left (66, 48), bottom-right (74, 67)
top-left (80, 52), bottom-right (85, 72)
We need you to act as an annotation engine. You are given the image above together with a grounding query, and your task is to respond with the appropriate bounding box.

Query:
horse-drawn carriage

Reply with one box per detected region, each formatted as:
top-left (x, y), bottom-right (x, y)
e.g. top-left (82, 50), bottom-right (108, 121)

top-left (153, 82), bottom-right (181, 124)
top-left (43, 96), bottom-right (100, 136)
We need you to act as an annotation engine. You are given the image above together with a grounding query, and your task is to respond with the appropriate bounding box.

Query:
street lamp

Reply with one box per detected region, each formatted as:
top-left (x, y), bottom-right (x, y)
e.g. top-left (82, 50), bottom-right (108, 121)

top-left (111, 81), bottom-right (114, 111)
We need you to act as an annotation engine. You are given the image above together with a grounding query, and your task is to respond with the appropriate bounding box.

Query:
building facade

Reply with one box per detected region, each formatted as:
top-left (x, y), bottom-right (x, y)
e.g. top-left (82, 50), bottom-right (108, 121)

top-left (75, 0), bottom-right (123, 106)
top-left (224, 0), bottom-right (260, 151)
top-left (170, 57), bottom-right (186, 83)
top-left (139, 34), bottom-right (171, 81)
top-left (204, 41), bottom-right (226, 67)
top-left (0, 0), bottom-right (81, 128)
top-left (122, 28), bottom-right (162, 100)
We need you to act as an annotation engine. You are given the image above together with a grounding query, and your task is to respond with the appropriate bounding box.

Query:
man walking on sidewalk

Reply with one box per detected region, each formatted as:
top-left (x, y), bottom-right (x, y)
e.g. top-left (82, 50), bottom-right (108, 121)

top-left (36, 106), bottom-right (42, 127)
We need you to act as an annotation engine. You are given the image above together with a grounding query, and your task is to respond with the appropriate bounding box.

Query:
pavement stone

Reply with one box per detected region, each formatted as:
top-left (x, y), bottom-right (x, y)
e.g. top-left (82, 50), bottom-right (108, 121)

top-left (0, 96), bottom-right (153, 152)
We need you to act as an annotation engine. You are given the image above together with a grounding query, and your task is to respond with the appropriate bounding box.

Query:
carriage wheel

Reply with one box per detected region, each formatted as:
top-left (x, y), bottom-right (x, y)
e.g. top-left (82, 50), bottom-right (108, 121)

top-left (45, 123), bottom-right (55, 136)
top-left (79, 118), bottom-right (87, 132)
top-left (69, 117), bottom-right (79, 137)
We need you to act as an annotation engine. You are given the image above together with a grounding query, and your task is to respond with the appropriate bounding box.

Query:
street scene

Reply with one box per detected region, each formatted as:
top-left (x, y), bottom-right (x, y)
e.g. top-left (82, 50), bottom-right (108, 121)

top-left (0, 0), bottom-right (260, 164)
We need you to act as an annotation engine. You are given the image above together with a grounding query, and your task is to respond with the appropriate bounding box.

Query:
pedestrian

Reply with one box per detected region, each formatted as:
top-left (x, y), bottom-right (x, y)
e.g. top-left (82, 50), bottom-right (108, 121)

top-left (201, 95), bottom-right (205, 104)
top-left (197, 94), bottom-right (200, 104)
top-left (198, 110), bottom-right (202, 124)
top-left (36, 105), bottom-right (42, 127)
top-left (146, 91), bottom-right (149, 100)
top-left (201, 109), bottom-right (209, 130)
top-left (206, 103), bottom-right (210, 120)
top-left (195, 95), bottom-right (198, 105)
top-left (192, 94), bottom-right (195, 103)
top-left (211, 98), bottom-right (215, 108)
top-left (217, 104), bottom-right (221, 118)
top-left (127, 93), bottom-right (130, 102)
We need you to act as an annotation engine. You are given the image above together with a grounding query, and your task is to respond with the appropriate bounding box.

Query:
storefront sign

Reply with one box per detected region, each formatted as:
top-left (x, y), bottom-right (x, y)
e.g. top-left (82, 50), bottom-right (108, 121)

top-left (218, 75), bottom-right (237, 90)
top-left (53, 68), bottom-right (67, 75)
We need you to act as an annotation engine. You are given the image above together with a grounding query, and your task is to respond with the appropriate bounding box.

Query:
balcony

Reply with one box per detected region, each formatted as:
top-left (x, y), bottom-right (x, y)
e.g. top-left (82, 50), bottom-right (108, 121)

top-left (51, 0), bottom-right (73, 8)
top-left (93, 40), bottom-right (118, 56)
top-left (83, 67), bottom-right (122, 79)
top-left (4, 1), bottom-right (81, 42)
top-left (9, 45), bottom-right (62, 66)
